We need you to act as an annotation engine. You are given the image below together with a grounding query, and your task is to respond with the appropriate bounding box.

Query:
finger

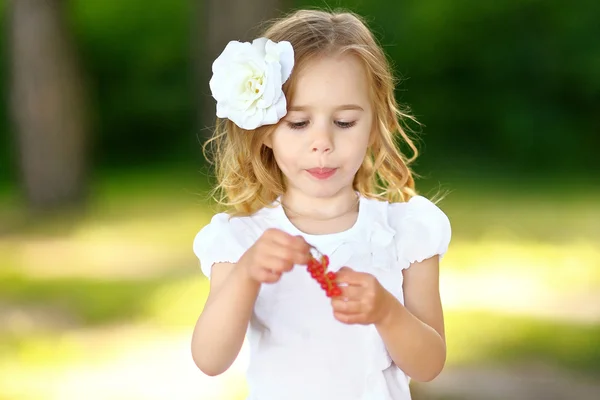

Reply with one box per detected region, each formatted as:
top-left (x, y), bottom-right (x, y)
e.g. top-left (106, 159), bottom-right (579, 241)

top-left (267, 229), bottom-right (297, 247)
top-left (286, 236), bottom-right (311, 265)
top-left (331, 299), bottom-right (364, 314)
top-left (262, 227), bottom-right (286, 241)
top-left (264, 254), bottom-right (295, 273)
top-left (279, 242), bottom-right (311, 266)
top-left (333, 311), bottom-right (368, 325)
top-left (283, 251), bottom-right (309, 270)
top-left (267, 233), bottom-right (310, 265)
top-left (334, 266), bottom-right (354, 285)
top-left (295, 252), bottom-right (311, 266)
top-left (335, 267), bottom-right (369, 287)
top-left (269, 232), bottom-right (309, 253)
top-left (290, 235), bottom-right (311, 253)
top-left (258, 268), bottom-right (282, 284)
top-left (336, 266), bottom-right (355, 274)
top-left (339, 285), bottom-right (364, 300)
top-left (266, 247), bottom-right (297, 269)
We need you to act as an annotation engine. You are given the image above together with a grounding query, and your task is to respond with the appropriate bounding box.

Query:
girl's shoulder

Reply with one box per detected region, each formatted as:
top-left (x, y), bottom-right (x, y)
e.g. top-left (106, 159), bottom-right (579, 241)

top-left (365, 195), bottom-right (452, 264)
top-left (192, 207), bottom-right (277, 278)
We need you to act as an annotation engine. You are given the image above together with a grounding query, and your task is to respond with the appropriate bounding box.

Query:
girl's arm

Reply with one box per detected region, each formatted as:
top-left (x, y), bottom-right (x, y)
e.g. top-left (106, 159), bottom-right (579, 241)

top-left (191, 261), bottom-right (261, 376)
top-left (191, 229), bottom-right (310, 376)
top-left (375, 256), bottom-right (446, 382)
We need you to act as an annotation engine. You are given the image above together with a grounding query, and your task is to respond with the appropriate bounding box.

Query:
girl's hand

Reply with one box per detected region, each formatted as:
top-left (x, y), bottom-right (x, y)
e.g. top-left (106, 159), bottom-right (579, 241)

top-left (238, 228), bottom-right (310, 284)
top-left (331, 267), bottom-right (395, 325)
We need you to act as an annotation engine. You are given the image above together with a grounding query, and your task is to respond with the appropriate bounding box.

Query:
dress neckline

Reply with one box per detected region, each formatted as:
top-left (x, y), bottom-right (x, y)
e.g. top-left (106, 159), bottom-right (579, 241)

top-left (272, 193), bottom-right (368, 243)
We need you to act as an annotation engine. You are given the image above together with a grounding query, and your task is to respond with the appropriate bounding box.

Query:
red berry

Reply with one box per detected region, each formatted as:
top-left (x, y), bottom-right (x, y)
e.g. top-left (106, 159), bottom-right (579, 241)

top-left (305, 251), bottom-right (341, 297)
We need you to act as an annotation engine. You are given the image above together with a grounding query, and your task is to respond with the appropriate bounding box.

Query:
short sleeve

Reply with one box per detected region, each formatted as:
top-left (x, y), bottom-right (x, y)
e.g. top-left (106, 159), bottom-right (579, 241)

top-left (192, 213), bottom-right (250, 279)
top-left (389, 195), bottom-right (452, 266)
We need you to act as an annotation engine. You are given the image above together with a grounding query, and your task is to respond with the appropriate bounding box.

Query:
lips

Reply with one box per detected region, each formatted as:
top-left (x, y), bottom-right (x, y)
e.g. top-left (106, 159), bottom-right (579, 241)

top-left (306, 167), bottom-right (337, 180)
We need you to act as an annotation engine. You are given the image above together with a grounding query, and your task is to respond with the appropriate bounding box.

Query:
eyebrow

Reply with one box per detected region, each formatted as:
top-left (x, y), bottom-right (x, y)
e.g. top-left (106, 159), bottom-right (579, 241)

top-left (288, 104), bottom-right (364, 112)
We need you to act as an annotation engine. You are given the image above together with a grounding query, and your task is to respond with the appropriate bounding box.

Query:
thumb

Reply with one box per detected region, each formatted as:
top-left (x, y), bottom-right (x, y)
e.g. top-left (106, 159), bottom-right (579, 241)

top-left (335, 266), bottom-right (362, 286)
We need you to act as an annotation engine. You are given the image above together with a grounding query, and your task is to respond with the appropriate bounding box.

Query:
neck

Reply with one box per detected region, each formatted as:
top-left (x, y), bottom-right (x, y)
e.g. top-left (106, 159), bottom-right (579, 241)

top-left (280, 188), bottom-right (359, 221)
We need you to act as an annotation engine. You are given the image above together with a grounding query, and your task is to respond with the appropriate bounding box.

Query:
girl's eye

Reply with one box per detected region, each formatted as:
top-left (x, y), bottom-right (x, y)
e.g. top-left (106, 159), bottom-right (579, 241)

top-left (336, 121), bottom-right (356, 129)
top-left (288, 121), bottom-right (308, 130)
top-left (286, 120), bottom-right (356, 130)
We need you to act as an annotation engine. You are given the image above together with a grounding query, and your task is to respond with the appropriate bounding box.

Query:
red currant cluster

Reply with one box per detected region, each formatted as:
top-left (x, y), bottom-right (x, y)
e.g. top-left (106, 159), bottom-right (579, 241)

top-left (307, 254), bottom-right (342, 298)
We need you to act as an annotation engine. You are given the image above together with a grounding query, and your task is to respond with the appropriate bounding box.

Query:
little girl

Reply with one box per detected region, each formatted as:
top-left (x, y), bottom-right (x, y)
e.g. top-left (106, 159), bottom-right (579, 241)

top-left (192, 9), bottom-right (451, 400)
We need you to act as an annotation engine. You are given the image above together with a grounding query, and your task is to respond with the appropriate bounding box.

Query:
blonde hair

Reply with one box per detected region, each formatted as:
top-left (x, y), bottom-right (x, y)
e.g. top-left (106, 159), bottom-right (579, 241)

top-left (203, 9), bottom-right (421, 216)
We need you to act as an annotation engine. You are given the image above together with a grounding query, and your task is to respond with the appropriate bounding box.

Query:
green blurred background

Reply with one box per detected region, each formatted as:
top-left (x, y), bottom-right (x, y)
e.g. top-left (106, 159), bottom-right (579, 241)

top-left (0, 0), bottom-right (598, 399)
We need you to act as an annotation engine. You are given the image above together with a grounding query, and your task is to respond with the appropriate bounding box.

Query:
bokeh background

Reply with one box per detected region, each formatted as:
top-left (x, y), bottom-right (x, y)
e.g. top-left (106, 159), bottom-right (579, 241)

top-left (1, 0), bottom-right (599, 399)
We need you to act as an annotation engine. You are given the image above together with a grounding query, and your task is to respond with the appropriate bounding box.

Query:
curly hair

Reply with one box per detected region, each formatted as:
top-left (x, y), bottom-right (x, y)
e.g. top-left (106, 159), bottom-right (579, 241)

top-left (203, 9), bottom-right (421, 216)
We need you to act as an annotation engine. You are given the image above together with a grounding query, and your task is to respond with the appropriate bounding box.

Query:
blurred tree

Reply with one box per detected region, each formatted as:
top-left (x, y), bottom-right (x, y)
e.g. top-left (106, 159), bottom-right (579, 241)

top-left (194, 0), bottom-right (290, 136)
top-left (2, 0), bottom-right (595, 179)
top-left (8, 0), bottom-right (90, 210)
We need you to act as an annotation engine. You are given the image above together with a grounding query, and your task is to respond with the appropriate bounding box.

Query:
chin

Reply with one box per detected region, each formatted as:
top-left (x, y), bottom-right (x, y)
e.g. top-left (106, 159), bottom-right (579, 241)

top-left (303, 181), bottom-right (352, 199)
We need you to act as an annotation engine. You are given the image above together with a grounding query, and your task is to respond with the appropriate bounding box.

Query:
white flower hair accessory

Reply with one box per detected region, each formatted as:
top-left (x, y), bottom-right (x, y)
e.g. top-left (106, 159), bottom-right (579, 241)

top-left (209, 38), bottom-right (295, 130)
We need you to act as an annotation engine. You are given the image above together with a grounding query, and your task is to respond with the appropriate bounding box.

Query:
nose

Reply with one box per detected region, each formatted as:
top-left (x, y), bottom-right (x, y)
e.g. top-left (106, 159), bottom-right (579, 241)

top-left (310, 125), bottom-right (334, 154)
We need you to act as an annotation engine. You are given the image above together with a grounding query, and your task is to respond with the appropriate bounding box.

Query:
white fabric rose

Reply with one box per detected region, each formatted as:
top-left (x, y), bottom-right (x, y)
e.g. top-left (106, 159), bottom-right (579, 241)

top-left (209, 38), bottom-right (295, 130)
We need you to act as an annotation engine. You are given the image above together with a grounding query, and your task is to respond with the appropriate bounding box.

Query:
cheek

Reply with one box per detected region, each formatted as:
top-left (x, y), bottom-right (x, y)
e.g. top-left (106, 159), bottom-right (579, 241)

top-left (271, 138), bottom-right (298, 171)
top-left (339, 129), bottom-right (371, 162)
top-left (349, 147), bottom-right (369, 172)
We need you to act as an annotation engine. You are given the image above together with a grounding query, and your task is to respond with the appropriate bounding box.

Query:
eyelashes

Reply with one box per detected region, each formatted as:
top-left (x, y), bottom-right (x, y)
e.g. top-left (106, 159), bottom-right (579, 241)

top-left (336, 121), bottom-right (356, 129)
top-left (287, 121), bottom-right (357, 130)
top-left (288, 121), bottom-right (308, 130)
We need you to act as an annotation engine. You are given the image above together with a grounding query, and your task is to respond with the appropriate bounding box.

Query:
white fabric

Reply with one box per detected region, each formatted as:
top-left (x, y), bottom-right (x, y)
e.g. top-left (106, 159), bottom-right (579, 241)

top-left (193, 195), bottom-right (451, 400)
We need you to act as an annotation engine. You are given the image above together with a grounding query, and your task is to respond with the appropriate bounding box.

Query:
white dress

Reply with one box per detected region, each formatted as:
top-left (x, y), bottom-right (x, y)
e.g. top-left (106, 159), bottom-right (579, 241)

top-left (193, 195), bottom-right (452, 400)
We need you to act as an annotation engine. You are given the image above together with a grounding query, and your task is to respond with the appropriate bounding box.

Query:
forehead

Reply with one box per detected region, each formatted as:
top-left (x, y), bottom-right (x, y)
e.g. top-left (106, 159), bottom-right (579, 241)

top-left (288, 53), bottom-right (370, 109)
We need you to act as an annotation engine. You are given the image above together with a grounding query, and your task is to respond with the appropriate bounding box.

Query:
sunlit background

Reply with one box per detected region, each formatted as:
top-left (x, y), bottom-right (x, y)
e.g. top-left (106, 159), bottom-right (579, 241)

top-left (1, 1), bottom-right (599, 399)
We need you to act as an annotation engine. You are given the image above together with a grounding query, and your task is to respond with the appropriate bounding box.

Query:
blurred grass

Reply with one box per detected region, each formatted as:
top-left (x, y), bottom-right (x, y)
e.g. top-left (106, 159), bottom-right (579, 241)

top-left (418, 169), bottom-right (600, 244)
top-left (446, 311), bottom-right (600, 374)
top-left (1, 273), bottom-right (598, 375)
top-left (0, 167), bottom-right (599, 399)
top-left (0, 275), bottom-right (209, 365)
top-left (0, 273), bottom-right (180, 326)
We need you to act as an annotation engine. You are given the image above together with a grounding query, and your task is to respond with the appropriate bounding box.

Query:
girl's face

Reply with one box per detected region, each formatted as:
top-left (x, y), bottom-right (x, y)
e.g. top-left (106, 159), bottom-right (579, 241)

top-left (266, 53), bottom-right (374, 199)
